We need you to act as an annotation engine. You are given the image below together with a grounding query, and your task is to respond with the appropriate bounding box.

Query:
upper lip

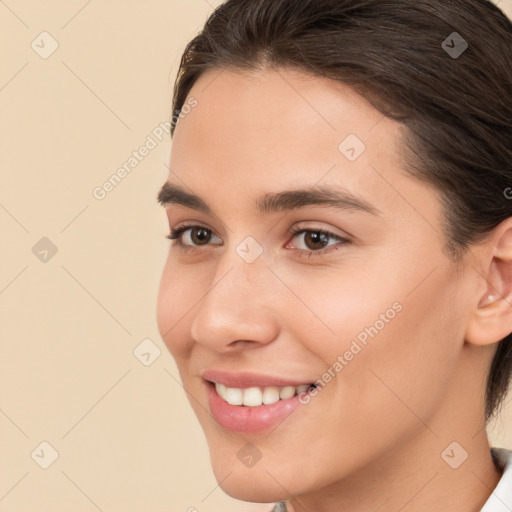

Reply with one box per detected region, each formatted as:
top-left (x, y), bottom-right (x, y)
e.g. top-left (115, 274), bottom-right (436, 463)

top-left (201, 370), bottom-right (315, 389)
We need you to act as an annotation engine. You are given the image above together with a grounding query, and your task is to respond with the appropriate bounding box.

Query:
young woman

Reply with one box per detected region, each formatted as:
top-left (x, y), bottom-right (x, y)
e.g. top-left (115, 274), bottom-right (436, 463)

top-left (156, 1), bottom-right (512, 510)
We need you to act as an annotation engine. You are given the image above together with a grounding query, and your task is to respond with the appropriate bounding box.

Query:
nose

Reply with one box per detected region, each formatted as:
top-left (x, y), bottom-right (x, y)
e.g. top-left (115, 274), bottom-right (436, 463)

top-left (190, 245), bottom-right (280, 353)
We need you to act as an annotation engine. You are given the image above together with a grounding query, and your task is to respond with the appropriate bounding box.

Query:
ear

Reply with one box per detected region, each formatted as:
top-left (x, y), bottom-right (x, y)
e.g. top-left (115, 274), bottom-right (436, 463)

top-left (466, 218), bottom-right (512, 346)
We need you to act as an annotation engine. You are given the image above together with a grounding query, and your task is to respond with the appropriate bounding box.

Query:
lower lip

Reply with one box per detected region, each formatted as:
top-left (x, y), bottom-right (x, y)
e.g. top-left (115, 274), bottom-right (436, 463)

top-left (205, 381), bottom-right (304, 434)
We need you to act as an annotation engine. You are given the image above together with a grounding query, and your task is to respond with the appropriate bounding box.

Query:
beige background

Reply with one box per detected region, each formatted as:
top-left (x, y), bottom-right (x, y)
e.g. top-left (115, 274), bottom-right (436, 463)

top-left (1, 1), bottom-right (511, 511)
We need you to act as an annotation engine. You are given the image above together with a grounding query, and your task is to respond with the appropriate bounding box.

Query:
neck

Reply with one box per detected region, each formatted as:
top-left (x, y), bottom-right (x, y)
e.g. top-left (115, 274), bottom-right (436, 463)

top-left (286, 429), bottom-right (501, 512)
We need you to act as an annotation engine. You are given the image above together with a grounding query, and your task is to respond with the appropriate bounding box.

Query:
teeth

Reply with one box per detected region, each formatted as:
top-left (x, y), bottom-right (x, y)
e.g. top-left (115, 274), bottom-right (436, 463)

top-left (214, 382), bottom-right (313, 406)
top-left (279, 386), bottom-right (296, 399)
top-left (224, 386), bottom-right (243, 406)
top-left (242, 387), bottom-right (262, 406)
top-left (262, 386), bottom-right (280, 405)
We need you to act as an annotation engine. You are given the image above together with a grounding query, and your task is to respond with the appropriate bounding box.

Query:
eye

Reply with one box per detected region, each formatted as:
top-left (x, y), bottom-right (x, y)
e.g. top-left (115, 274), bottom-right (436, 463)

top-left (165, 223), bottom-right (351, 257)
top-left (165, 224), bottom-right (221, 248)
top-left (287, 227), bottom-right (350, 257)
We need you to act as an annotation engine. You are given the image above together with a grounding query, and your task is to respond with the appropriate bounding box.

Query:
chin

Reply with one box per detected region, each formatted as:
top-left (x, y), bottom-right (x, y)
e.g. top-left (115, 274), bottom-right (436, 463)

top-left (206, 443), bottom-right (304, 504)
top-left (213, 467), bottom-right (289, 504)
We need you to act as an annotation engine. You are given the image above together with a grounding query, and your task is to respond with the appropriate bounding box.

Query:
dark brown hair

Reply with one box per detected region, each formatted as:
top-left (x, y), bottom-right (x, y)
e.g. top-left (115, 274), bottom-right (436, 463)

top-left (170, 0), bottom-right (512, 423)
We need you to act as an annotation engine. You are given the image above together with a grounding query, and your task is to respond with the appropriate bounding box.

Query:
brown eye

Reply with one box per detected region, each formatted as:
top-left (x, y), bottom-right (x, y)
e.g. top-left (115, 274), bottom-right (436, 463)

top-left (302, 231), bottom-right (331, 251)
top-left (288, 227), bottom-right (351, 258)
top-left (166, 225), bottom-right (222, 248)
top-left (290, 228), bottom-right (345, 251)
top-left (189, 227), bottom-right (212, 245)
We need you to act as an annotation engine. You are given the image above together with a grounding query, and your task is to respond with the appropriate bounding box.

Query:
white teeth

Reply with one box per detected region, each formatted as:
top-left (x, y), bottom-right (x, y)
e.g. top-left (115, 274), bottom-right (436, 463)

top-left (242, 387), bottom-right (262, 407)
top-left (214, 382), bottom-right (313, 406)
top-left (224, 386), bottom-right (243, 406)
top-left (215, 382), bottom-right (227, 397)
top-left (296, 384), bottom-right (309, 394)
top-left (279, 386), bottom-right (296, 399)
top-left (262, 386), bottom-right (280, 405)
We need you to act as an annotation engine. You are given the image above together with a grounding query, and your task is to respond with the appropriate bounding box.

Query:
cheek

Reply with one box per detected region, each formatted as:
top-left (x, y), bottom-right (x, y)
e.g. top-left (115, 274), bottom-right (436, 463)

top-left (278, 262), bottom-right (407, 362)
top-left (334, 269), bottom-right (463, 428)
top-left (156, 258), bottom-right (196, 359)
top-left (294, 258), bottom-right (463, 421)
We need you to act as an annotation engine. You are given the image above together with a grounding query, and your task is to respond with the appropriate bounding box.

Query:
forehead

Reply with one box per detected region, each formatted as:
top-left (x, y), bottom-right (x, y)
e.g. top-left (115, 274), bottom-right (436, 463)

top-left (169, 67), bottom-right (438, 223)
top-left (178, 66), bottom-right (386, 151)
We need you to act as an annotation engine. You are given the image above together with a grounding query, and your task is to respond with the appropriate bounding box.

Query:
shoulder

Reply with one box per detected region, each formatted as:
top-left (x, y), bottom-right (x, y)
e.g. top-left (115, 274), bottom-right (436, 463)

top-left (490, 446), bottom-right (512, 472)
top-left (480, 447), bottom-right (512, 512)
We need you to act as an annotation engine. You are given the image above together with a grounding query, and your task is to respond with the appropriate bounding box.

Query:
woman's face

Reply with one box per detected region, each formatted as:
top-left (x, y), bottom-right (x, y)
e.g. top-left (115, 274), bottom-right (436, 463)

top-left (157, 67), bottom-right (483, 502)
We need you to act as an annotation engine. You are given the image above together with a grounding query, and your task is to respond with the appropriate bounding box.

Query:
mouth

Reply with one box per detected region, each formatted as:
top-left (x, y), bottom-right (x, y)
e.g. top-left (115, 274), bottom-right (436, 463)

top-left (201, 371), bottom-right (319, 433)
top-left (211, 381), bottom-right (317, 407)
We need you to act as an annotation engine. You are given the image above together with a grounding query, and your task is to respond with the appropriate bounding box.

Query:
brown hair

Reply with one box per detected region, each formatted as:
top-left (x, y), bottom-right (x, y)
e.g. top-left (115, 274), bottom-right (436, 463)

top-left (169, 0), bottom-right (512, 423)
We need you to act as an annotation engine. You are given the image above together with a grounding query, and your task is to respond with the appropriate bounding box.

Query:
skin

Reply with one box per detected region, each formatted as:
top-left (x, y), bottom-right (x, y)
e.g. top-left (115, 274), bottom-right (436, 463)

top-left (157, 67), bottom-right (511, 511)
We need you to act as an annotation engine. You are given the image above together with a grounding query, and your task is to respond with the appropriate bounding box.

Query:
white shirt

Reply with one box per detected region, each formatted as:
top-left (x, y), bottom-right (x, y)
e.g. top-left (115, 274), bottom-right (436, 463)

top-left (480, 447), bottom-right (512, 512)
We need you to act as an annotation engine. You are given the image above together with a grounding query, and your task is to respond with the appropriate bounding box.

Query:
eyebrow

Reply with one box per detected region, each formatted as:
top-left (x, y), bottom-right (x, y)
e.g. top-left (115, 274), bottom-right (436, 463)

top-left (157, 181), bottom-right (381, 216)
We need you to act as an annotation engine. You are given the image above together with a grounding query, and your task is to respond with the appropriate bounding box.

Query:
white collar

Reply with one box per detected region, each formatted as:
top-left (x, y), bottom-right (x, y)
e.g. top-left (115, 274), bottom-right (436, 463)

top-left (480, 447), bottom-right (512, 512)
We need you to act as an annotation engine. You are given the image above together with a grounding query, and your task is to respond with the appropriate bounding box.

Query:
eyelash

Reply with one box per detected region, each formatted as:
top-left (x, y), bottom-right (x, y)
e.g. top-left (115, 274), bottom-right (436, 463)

top-left (165, 224), bottom-right (350, 258)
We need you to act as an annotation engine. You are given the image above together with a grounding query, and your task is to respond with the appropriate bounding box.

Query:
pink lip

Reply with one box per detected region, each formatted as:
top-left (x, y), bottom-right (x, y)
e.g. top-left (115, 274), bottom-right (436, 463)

top-left (201, 370), bottom-right (314, 389)
top-left (204, 380), bottom-right (305, 434)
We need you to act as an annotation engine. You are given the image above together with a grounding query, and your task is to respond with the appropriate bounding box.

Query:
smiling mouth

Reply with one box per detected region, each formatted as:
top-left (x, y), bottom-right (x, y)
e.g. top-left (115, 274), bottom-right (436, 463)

top-left (211, 381), bottom-right (317, 407)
